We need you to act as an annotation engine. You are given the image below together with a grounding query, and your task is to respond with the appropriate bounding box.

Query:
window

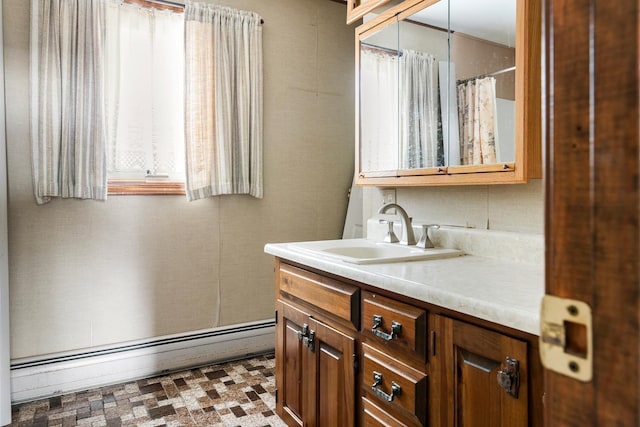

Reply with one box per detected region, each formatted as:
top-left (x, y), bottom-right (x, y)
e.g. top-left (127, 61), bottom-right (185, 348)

top-left (30, 0), bottom-right (263, 201)
top-left (105, 0), bottom-right (185, 195)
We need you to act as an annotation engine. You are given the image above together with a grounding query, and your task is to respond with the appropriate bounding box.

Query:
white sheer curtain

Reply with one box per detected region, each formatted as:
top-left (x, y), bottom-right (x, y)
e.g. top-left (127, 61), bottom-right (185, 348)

top-left (184, 3), bottom-right (263, 200)
top-left (105, 1), bottom-right (185, 179)
top-left (457, 76), bottom-right (498, 165)
top-left (359, 48), bottom-right (399, 172)
top-left (399, 49), bottom-right (441, 169)
top-left (30, 0), bottom-right (108, 204)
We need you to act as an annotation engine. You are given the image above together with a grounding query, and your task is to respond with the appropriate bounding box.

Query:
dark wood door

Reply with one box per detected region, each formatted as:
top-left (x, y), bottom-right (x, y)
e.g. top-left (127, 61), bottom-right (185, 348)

top-left (441, 317), bottom-right (528, 427)
top-left (544, 0), bottom-right (639, 425)
top-left (276, 300), bottom-right (311, 427)
top-left (306, 317), bottom-right (356, 427)
top-left (276, 300), bottom-right (356, 427)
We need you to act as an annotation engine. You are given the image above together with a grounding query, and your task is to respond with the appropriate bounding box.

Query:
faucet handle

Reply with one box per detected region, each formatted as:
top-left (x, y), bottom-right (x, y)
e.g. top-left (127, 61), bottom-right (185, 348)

top-left (379, 219), bottom-right (399, 243)
top-left (416, 224), bottom-right (440, 248)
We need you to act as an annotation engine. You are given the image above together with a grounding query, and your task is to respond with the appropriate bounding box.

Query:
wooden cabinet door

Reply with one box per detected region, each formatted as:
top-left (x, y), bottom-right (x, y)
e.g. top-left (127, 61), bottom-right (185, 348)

top-left (440, 317), bottom-right (529, 427)
top-left (276, 300), bottom-right (312, 427)
top-left (307, 317), bottom-right (356, 427)
top-left (276, 300), bottom-right (356, 427)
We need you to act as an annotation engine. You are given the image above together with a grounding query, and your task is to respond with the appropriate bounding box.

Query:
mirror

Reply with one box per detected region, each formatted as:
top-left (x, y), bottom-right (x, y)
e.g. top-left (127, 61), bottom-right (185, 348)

top-left (359, 16), bottom-right (400, 173)
top-left (441, 0), bottom-right (516, 168)
top-left (397, 4), bottom-right (450, 171)
top-left (356, 0), bottom-right (539, 184)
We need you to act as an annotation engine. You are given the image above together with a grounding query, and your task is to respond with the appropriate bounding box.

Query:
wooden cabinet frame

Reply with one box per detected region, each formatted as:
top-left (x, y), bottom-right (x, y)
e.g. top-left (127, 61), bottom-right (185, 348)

top-left (346, 0), bottom-right (395, 25)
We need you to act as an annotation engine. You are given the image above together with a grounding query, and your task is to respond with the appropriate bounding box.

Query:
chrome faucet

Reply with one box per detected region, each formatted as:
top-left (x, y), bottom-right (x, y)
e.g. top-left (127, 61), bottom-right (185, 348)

top-left (377, 203), bottom-right (416, 245)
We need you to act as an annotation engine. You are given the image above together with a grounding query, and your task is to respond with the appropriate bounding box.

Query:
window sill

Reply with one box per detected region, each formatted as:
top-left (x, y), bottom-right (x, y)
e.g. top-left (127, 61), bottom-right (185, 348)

top-left (108, 179), bottom-right (185, 196)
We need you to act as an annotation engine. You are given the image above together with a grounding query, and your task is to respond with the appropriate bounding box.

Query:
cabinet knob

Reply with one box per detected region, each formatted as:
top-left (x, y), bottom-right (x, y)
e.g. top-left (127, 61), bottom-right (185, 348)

top-left (303, 329), bottom-right (315, 352)
top-left (497, 356), bottom-right (520, 398)
top-left (372, 371), bottom-right (402, 402)
top-left (297, 323), bottom-right (309, 342)
top-left (372, 315), bottom-right (402, 341)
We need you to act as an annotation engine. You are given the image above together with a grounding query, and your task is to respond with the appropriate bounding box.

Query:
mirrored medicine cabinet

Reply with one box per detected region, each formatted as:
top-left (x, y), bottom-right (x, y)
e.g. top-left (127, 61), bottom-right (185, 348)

top-left (354, 0), bottom-right (541, 186)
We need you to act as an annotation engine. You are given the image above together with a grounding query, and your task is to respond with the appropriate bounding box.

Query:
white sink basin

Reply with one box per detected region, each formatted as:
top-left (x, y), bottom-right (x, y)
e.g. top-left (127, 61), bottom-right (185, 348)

top-left (290, 239), bottom-right (463, 264)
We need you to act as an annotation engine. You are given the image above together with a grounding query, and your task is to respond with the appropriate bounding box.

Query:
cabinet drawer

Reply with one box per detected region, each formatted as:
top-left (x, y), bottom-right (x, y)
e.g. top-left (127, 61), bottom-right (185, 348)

top-left (363, 397), bottom-right (408, 427)
top-left (362, 343), bottom-right (427, 426)
top-left (362, 291), bottom-right (427, 360)
top-left (279, 263), bottom-right (359, 329)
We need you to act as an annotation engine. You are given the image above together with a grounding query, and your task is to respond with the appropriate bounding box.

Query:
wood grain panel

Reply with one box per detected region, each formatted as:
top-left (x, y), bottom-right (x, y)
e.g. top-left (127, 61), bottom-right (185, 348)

top-left (279, 263), bottom-right (359, 329)
top-left (346, 0), bottom-right (395, 25)
top-left (544, 1), bottom-right (594, 422)
top-left (310, 318), bottom-right (356, 427)
top-left (275, 300), bottom-right (308, 427)
top-left (317, 344), bottom-right (342, 426)
top-left (362, 397), bottom-right (406, 427)
top-left (590, 0), bottom-right (639, 423)
top-left (544, 0), bottom-right (640, 425)
top-left (362, 343), bottom-right (427, 425)
top-left (443, 317), bottom-right (528, 427)
top-left (362, 291), bottom-right (427, 361)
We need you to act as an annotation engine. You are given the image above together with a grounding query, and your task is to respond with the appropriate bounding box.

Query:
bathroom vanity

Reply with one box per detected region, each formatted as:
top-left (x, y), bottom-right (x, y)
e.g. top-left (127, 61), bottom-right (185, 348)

top-left (267, 2), bottom-right (546, 421)
top-left (265, 228), bottom-right (544, 426)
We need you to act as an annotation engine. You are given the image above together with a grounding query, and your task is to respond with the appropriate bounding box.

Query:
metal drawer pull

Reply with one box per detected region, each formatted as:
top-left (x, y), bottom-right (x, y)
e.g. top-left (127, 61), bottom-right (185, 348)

top-left (372, 371), bottom-right (401, 402)
top-left (372, 315), bottom-right (402, 341)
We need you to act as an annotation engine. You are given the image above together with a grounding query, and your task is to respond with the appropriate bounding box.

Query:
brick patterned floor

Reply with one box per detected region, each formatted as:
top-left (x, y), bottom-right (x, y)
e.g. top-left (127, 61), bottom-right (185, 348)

top-left (10, 354), bottom-right (287, 427)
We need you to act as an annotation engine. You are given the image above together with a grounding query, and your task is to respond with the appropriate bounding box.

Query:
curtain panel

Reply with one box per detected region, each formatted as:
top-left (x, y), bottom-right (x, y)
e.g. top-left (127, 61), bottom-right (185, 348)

top-left (184, 3), bottom-right (264, 200)
top-left (457, 76), bottom-right (498, 165)
top-left (30, 0), bottom-right (108, 204)
top-left (359, 48), bottom-right (399, 172)
top-left (105, 1), bottom-right (185, 180)
top-left (399, 49), bottom-right (442, 169)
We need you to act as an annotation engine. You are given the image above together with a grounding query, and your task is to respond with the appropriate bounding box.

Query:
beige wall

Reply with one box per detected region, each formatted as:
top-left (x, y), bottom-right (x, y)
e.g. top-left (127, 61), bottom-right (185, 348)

top-left (5, 0), bottom-right (356, 359)
top-left (452, 32), bottom-right (515, 100)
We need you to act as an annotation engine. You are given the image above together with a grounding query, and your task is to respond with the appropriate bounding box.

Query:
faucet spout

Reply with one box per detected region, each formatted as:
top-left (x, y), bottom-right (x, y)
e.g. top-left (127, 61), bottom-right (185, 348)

top-left (377, 203), bottom-right (416, 245)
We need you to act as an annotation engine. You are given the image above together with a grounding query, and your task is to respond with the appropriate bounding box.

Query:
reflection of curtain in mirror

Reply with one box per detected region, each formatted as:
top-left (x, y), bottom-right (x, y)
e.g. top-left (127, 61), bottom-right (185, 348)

top-left (360, 48), bottom-right (398, 172)
top-left (457, 77), bottom-right (498, 165)
top-left (399, 50), bottom-right (442, 169)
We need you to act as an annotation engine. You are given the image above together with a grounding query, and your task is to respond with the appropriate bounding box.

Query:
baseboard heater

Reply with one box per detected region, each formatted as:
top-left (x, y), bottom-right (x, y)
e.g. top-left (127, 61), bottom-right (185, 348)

top-left (10, 319), bottom-right (275, 403)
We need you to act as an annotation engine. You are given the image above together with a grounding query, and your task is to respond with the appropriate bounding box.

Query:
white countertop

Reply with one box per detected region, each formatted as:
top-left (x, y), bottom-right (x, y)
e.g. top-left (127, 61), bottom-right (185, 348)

top-left (265, 235), bottom-right (544, 336)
